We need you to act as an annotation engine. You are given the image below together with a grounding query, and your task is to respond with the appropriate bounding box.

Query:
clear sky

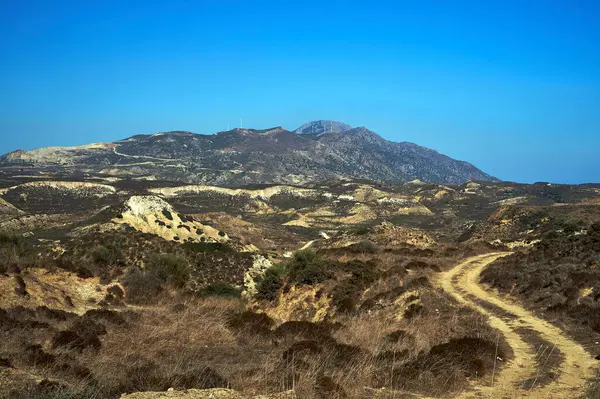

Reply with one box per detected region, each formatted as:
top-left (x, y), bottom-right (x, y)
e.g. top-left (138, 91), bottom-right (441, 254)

top-left (1, 0), bottom-right (599, 183)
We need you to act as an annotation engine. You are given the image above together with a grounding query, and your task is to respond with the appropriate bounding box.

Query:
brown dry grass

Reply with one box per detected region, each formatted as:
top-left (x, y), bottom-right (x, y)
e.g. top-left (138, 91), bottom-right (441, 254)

top-left (0, 237), bottom-right (512, 399)
top-left (0, 287), bottom-right (509, 398)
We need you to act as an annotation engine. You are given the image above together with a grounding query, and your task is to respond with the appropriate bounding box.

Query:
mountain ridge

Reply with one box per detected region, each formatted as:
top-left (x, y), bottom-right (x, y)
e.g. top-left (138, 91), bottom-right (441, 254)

top-left (0, 121), bottom-right (498, 185)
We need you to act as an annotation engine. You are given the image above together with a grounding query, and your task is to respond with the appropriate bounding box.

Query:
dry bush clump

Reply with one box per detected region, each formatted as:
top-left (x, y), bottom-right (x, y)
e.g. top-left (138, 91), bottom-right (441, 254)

top-left (0, 232), bottom-right (37, 274)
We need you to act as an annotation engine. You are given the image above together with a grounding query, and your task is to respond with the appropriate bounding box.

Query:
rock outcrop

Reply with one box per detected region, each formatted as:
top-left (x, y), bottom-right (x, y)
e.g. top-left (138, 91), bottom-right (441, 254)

top-left (114, 196), bottom-right (228, 243)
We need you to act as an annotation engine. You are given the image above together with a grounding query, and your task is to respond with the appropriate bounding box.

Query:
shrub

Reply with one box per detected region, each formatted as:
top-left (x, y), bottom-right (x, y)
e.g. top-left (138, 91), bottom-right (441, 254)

top-left (294, 249), bottom-right (317, 264)
top-left (293, 262), bottom-right (332, 285)
top-left (182, 242), bottom-right (233, 253)
top-left (0, 232), bottom-right (35, 271)
top-left (161, 209), bottom-right (174, 221)
top-left (121, 268), bottom-right (164, 304)
top-left (353, 240), bottom-right (380, 254)
top-left (146, 254), bottom-right (190, 287)
top-left (286, 250), bottom-right (334, 285)
top-left (332, 260), bottom-right (380, 313)
top-left (90, 245), bottom-right (119, 266)
top-left (198, 283), bottom-right (240, 298)
top-left (343, 260), bottom-right (379, 284)
top-left (256, 269), bottom-right (283, 301)
top-left (332, 280), bottom-right (362, 312)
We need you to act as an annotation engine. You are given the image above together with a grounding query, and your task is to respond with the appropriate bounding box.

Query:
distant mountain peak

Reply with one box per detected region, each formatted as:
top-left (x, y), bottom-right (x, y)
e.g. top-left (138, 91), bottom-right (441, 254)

top-left (294, 120), bottom-right (352, 135)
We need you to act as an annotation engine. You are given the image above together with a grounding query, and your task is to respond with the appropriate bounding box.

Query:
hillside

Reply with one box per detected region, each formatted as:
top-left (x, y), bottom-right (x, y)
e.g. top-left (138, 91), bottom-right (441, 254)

top-left (0, 121), bottom-right (497, 186)
top-left (0, 172), bottom-right (599, 397)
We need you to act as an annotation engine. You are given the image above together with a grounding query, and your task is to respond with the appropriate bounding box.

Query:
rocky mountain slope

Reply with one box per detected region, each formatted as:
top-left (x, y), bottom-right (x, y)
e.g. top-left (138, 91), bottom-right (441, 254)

top-left (0, 121), bottom-right (497, 185)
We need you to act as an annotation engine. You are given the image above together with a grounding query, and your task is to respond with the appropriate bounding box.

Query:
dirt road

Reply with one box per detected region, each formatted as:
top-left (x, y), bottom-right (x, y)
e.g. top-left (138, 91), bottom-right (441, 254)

top-left (439, 253), bottom-right (597, 398)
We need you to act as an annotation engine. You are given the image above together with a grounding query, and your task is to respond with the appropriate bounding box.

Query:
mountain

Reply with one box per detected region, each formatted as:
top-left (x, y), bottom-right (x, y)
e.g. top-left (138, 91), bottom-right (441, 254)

top-left (294, 120), bottom-right (352, 135)
top-left (0, 121), bottom-right (498, 185)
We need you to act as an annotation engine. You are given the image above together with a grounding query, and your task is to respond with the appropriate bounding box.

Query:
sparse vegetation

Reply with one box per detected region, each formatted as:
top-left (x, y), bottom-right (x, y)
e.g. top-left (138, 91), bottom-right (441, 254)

top-left (482, 221), bottom-right (600, 334)
top-left (121, 267), bottom-right (164, 304)
top-left (0, 232), bottom-right (36, 272)
top-left (90, 245), bottom-right (120, 266)
top-left (198, 283), bottom-right (241, 298)
top-left (1, 176), bottom-right (600, 398)
top-left (352, 239), bottom-right (380, 253)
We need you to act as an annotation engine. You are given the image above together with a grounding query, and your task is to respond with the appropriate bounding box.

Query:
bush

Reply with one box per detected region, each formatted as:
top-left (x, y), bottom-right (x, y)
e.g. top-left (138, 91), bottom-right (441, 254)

top-left (0, 232), bottom-right (35, 272)
top-left (353, 240), bottom-right (380, 254)
top-left (332, 279), bottom-right (362, 312)
top-left (122, 268), bottom-right (164, 304)
top-left (256, 269), bottom-right (283, 301)
top-left (343, 260), bottom-right (379, 284)
top-left (146, 254), bottom-right (190, 287)
top-left (294, 250), bottom-right (317, 264)
top-left (161, 209), bottom-right (174, 221)
top-left (293, 262), bottom-right (332, 285)
top-left (198, 283), bottom-right (240, 298)
top-left (332, 260), bottom-right (380, 313)
top-left (286, 250), bottom-right (333, 285)
top-left (90, 245), bottom-right (119, 266)
top-left (182, 242), bottom-right (233, 253)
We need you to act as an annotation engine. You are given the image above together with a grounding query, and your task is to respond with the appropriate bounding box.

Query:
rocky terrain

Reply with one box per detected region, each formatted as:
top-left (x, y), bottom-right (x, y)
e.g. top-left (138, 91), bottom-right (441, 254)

top-left (0, 163), bottom-right (599, 398)
top-left (0, 121), bottom-right (497, 186)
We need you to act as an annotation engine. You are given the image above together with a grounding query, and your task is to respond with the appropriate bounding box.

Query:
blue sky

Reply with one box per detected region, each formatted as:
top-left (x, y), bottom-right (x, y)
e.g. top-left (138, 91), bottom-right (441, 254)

top-left (1, 0), bottom-right (599, 183)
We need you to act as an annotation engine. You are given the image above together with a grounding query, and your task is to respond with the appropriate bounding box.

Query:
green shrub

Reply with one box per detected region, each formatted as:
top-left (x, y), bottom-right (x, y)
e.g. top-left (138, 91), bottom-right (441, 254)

top-left (286, 250), bottom-right (333, 285)
top-left (294, 249), bottom-right (317, 264)
top-left (146, 253), bottom-right (190, 287)
top-left (292, 261), bottom-right (331, 285)
top-left (0, 232), bottom-right (34, 256)
top-left (253, 250), bottom-right (338, 301)
top-left (332, 279), bottom-right (362, 312)
top-left (182, 242), bottom-right (233, 253)
top-left (161, 209), bottom-right (174, 221)
top-left (199, 283), bottom-right (240, 298)
top-left (0, 231), bottom-right (35, 271)
top-left (90, 245), bottom-right (119, 266)
top-left (256, 269), bottom-right (283, 301)
top-left (268, 260), bottom-right (291, 277)
top-left (344, 260), bottom-right (379, 283)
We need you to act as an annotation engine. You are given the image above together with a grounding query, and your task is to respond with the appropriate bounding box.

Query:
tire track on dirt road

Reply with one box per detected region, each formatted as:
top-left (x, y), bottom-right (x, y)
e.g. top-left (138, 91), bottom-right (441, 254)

top-left (439, 253), bottom-right (597, 398)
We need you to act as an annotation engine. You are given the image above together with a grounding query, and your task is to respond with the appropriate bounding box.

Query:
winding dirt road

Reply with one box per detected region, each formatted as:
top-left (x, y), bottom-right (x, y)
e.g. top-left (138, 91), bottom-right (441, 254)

top-left (439, 253), bottom-right (597, 398)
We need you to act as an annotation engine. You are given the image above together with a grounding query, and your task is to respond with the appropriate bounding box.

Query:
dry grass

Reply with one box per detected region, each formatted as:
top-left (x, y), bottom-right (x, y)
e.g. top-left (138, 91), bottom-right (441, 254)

top-left (0, 287), bottom-right (510, 398)
top-left (0, 237), bottom-right (512, 399)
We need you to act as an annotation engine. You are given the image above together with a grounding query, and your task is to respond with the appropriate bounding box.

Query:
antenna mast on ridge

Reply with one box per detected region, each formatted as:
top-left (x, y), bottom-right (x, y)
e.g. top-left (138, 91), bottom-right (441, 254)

top-left (240, 118), bottom-right (243, 129)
